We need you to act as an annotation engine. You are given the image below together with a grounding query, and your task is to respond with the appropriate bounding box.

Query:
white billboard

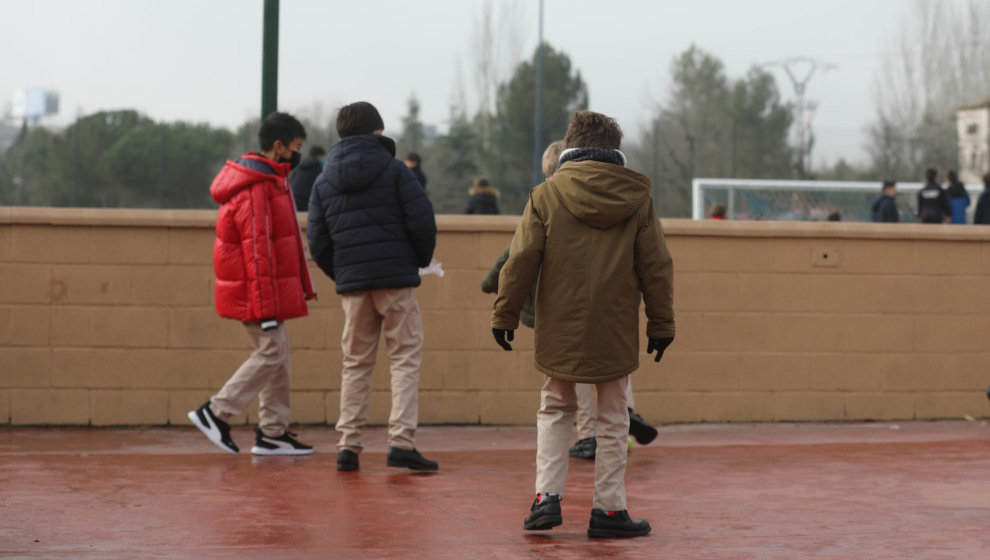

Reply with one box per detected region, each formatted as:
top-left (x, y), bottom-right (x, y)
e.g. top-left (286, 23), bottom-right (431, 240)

top-left (12, 88), bottom-right (59, 119)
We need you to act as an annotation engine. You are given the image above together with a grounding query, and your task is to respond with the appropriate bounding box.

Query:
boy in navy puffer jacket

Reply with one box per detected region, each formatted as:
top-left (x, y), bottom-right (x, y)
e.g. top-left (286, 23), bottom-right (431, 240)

top-left (307, 102), bottom-right (438, 472)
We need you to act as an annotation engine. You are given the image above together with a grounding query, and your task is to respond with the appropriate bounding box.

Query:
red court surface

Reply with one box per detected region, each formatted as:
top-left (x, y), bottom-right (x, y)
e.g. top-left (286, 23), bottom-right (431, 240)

top-left (2, 421), bottom-right (989, 559)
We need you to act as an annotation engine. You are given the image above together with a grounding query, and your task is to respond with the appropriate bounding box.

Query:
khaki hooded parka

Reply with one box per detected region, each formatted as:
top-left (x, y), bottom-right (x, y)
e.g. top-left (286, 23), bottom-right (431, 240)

top-left (491, 160), bottom-right (674, 383)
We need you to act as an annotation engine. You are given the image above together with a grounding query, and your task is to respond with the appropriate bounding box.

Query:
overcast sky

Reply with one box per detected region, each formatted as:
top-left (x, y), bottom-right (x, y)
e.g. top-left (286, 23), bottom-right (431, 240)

top-left (1, 0), bottom-right (926, 166)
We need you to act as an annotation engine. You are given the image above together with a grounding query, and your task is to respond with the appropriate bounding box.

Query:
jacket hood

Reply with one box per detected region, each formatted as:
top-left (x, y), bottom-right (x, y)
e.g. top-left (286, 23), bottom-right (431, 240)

top-left (946, 181), bottom-right (968, 197)
top-left (326, 134), bottom-right (397, 193)
top-left (547, 161), bottom-right (652, 229)
top-left (210, 153), bottom-right (288, 204)
top-left (469, 185), bottom-right (500, 197)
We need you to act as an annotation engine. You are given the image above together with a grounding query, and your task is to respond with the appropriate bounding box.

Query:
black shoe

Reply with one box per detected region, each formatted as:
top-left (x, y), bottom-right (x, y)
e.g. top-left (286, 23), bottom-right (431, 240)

top-left (628, 408), bottom-right (658, 445)
top-left (337, 449), bottom-right (359, 472)
top-left (524, 494), bottom-right (562, 530)
top-left (386, 446), bottom-right (438, 471)
top-left (250, 430), bottom-right (313, 456)
top-left (587, 508), bottom-right (651, 538)
top-left (569, 437), bottom-right (596, 459)
top-left (187, 402), bottom-right (239, 454)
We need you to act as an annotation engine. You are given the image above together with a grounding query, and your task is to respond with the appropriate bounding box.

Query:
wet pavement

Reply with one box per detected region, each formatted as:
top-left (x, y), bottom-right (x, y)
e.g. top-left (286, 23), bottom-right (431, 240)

top-left (1, 421), bottom-right (989, 559)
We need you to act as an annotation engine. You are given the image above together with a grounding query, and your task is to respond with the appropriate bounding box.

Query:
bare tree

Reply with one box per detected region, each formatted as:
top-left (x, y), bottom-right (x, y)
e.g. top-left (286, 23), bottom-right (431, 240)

top-left (869, 0), bottom-right (990, 180)
top-left (292, 100), bottom-right (339, 150)
top-left (470, 0), bottom-right (525, 160)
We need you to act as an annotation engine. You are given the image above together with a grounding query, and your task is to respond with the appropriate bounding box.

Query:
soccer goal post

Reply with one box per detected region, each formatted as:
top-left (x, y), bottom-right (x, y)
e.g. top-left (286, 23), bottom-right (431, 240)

top-left (691, 178), bottom-right (982, 222)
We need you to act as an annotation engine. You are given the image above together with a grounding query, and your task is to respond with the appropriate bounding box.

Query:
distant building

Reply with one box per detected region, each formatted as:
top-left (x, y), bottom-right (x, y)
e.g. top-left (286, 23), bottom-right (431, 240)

top-left (956, 97), bottom-right (990, 184)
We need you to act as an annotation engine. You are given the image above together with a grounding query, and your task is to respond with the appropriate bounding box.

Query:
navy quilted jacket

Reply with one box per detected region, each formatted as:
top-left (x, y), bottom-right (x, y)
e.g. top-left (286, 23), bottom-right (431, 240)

top-left (307, 134), bottom-right (436, 294)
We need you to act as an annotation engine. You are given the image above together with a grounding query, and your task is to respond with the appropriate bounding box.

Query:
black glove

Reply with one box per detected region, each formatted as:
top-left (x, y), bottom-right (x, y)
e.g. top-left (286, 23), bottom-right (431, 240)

top-left (492, 328), bottom-right (514, 351)
top-left (260, 318), bottom-right (279, 331)
top-left (647, 336), bottom-right (673, 363)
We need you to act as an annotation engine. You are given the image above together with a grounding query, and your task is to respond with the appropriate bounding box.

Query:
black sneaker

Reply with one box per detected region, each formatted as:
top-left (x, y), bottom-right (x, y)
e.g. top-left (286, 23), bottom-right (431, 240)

top-left (524, 494), bottom-right (562, 530)
top-left (628, 408), bottom-right (658, 445)
top-left (569, 437), bottom-right (596, 459)
top-left (187, 401), bottom-right (239, 454)
top-left (386, 446), bottom-right (439, 471)
top-left (337, 449), bottom-right (359, 472)
top-left (588, 508), bottom-right (651, 538)
top-left (250, 430), bottom-right (313, 456)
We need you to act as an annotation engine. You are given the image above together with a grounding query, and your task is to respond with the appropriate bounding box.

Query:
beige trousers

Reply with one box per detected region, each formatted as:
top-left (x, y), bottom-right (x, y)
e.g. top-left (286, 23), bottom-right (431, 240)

top-left (536, 375), bottom-right (630, 511)
top-left (574, 380), bottom-right (636, 440)
top-left (210, 322), bottom-right (291, 438)
top-left (336, 288), bottom-right (423, 453)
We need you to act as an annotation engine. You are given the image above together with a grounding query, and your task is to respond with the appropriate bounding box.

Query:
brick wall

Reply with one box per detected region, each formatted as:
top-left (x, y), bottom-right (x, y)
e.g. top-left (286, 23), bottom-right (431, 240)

top-left (2, 207), bottom-right (988, 426)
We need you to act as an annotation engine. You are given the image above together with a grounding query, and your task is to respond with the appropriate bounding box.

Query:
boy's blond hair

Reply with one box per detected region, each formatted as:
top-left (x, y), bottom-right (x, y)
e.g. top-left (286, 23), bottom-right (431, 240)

top-left (541, 140), bottom-right (566, 178)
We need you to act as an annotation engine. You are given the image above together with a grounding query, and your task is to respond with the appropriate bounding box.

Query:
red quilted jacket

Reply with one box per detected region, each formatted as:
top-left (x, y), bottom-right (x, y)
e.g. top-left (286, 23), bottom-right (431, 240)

top-left (210, 153), bottom-right (316, 322)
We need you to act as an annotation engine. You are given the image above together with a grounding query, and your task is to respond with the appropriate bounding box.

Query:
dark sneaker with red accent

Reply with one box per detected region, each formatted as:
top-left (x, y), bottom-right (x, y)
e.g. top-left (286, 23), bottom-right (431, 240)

top-left (628, 408), bottom-right (658, 445)
top-left (587, 509), bottom-right (651, 538)
top-left (250, 430), bottom-right (313, 456)
top-left (524, 494), bottom-right (562, 530)
top-left (187, 402), bottom-right (239, 454)
top-left (386, 447), bottom-right (438, 471)
top-left (569, 437), bottom-right (596, 459)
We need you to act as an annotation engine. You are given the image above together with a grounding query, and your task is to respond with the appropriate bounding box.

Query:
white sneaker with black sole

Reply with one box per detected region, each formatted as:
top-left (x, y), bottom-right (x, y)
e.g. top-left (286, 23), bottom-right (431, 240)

top-left (250, 430), bottom-right (313, 456)
top-left (187, 401), bottom-right (239, 454)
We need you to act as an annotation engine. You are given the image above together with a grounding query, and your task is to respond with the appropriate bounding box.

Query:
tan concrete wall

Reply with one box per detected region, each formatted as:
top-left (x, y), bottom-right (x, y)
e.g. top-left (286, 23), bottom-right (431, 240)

top-left (2, 206), bottom-right (989, 426)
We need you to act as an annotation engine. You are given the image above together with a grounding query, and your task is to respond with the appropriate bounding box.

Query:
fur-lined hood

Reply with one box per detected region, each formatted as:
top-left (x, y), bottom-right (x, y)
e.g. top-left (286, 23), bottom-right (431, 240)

top-left (469, 185), bottom-right (500, 197)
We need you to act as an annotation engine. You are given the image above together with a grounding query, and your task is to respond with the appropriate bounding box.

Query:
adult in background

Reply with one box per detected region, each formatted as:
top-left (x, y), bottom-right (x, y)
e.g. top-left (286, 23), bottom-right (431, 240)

top-left (871, 181), bottom-right (899, 223)
top-left (464, 177), bottom-right (500, 214)
top-left (973, 172), bottom-right (990, 225)
top-left (404, 152), bottom-right (428, 193)
top-left (289, 145), bottom-right (325, 210)
top-left (916, 167), bottom-right (950, 224)
top-left (945, 169), bottom-right (970, 224)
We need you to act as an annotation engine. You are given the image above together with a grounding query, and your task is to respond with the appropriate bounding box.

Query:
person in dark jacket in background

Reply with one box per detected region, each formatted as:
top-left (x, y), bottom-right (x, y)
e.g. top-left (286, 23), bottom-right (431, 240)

top-left (871, 181), bottom-right (899, 223)
top-left (916, 167), bottom-right (950, 224)
top-left (404, 152), bottom-right (428, 193)
top-left (307, 101), bottom-right (438, 473)
top-left (945, 169), bottom-right (970, 224)
top-left (464, 177), bottom-right (501, 214)
top-left (289, 145), bottom-right (325, 210)
top-left (973, 172), bottom-right (990, 225)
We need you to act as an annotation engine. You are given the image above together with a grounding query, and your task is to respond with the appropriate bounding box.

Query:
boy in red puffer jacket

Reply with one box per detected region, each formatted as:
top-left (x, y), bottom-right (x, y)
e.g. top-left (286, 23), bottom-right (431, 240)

top-left (188, 112), bottom-right (317, 456)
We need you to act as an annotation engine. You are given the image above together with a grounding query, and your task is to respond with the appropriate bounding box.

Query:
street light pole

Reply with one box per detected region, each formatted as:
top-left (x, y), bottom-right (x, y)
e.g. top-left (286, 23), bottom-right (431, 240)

top-left (261, 0), bottom-right (279, 120)
top-left (531, 0), bottom-right (544, 187)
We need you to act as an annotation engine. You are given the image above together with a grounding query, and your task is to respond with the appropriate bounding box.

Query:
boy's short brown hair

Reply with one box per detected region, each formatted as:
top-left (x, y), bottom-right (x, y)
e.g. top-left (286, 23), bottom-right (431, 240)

top-left (541, 140), bottom-right (565, 178)
top-left (336, 101), bottom-right (385, 138)
top-left (563, 111), bottom-right (622, 150)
